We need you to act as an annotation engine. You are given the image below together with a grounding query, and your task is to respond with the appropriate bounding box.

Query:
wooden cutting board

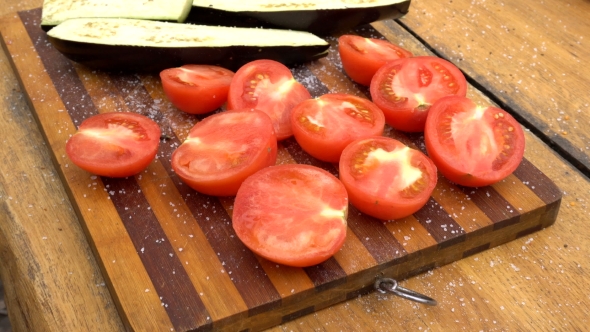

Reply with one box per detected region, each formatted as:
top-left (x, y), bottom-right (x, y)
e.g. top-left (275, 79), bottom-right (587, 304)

top-left (0, 8), bottom-right (562, 332)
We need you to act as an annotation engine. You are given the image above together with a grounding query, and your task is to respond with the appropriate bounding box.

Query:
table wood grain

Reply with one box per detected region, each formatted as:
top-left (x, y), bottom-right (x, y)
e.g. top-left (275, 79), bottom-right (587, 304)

top-left (1, 0), bottom-right (588, 331)
top-left (399, 0), bottom-right (590, 177)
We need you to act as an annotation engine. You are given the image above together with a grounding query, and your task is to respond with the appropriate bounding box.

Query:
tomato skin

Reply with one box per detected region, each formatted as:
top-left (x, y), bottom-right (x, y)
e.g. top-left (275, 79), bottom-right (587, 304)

top-left (370, 56), bottom-right (467, 132)
top-left (227, 59), bottom-right (311, 140)
top-left (338, 34), bottom-right (413, 86)
top-left (65, 112), bottom-right (161, 178)
top-left (424, 96), bottom-right (525, 187)
top-left (171, 109), bottom-right (277, 196)
top-left (160, 64), bottom-right (234, 114)
top-left (290, 93), bottom-right (385, 162)
top-left (232, 164), bottom-right (348, 267)
top-left (339, 136), bottom-right (437, 220)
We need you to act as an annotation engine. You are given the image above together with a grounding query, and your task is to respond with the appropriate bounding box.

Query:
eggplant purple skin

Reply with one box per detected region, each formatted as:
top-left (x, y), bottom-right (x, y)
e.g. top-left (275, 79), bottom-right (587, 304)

top-left (186, 0), bottom-right (411, 35)
top-left (46, 36), bottom-right (330, 73)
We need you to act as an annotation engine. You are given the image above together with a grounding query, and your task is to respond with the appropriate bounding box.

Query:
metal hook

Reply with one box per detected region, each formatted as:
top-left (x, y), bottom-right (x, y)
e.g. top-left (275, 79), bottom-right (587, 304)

top-left (374, 277), bottom-right (437, 306)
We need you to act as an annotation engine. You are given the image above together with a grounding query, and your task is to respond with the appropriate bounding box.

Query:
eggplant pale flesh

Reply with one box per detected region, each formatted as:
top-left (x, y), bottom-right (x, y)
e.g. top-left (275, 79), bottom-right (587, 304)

top-left (40, 0), bottom-right (193, 31)
top-left (188, 0), bottom-right (411, 35)
top-left (46, 18), bottom-right (330, 72)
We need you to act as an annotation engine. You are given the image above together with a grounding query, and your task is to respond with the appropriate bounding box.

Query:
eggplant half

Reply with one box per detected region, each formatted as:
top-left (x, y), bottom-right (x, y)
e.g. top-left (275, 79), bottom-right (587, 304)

top-left (40, 0), bottom-right (193, 31)
top-left (46, 18), bottom-right (330, 72)
top-left (188, 0), bottom-right (412, 35)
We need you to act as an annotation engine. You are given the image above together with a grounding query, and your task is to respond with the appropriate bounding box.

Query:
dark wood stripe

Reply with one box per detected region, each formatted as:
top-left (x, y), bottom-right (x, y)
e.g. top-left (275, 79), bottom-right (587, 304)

top-left (493, 215), bottom-right (522, 231)
top-left (107, 74), bottom-right (283, 313)
top-left (541, 200), bottom-right (561, 228)
top-left (291, 63), bottom-right (331, 98)
top-left (304, 257), bottom-right (347, 292)
top-left (353, 24), bottom-right (387, 39)
top-left (413, 197), bottom-right (466, 247)
top-left (281, 306), bottom-right (315, 323)
top-left (517, 224), bottom-right (545, 238)
top-left (463, 243), bottom-right (491, 258)
top-left (20, 8), bottom-right (96, 127)
top-left (512, 158), bottom-right (563, 205)
top-left (347, 206), bottom-right (408, 264)
top-left (457, 186), bottom-right (521, 228)
top-left (20, 9), bottom-right (212, 331)
top-left (102, 177), bottom-right (212, 331)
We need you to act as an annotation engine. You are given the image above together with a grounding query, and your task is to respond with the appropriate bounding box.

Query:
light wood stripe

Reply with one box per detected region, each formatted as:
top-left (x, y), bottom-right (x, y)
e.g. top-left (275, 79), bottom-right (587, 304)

top-left (33, 50), bottom-right (210, 332)
top-left (492, 173), bottom-right (546, 213)
top-left (386, 215), bottom-right (438, 254)
top-left (13, 9), bottom-right (178, 331)
top-left (430, 177), bottom-right (494, 231)
top-left (109, 74), bottom-right (283, 313)
top-left (75, 69), bottom-right (251, 323)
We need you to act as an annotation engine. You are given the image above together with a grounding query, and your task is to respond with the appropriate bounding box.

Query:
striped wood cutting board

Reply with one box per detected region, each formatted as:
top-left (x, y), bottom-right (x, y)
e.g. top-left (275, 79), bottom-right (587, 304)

top-left (0, 8), bottom-right (562, 332)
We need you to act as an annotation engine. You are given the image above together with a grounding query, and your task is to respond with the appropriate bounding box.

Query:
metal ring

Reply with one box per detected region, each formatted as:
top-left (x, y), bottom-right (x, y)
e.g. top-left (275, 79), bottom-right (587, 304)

top-left (374, 277), bottom-right (437, 306)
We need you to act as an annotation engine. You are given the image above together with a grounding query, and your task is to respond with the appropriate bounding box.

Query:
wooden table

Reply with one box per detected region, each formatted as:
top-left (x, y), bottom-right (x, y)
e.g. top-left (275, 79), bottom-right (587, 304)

top-left (1, 0), bottom-right (588, 331)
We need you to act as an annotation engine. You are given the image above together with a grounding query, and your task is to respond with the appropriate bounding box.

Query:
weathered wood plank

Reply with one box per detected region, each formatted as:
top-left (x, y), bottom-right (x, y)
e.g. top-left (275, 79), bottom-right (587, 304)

top-left (397, 0), bottom-right (590, 176)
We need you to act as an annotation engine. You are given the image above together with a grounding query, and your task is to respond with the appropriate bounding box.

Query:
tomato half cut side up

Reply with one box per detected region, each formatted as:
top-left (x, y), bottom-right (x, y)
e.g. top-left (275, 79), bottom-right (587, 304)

top-left (339, 136), bottom-right (437, 220)
top-left (227, 59), bottom-right (311, 140)
top-left (171, 109), bottom-right (277, 196)
top-left (65, 112), bottom-right (161, 178)
top-left (160, 64), bottom-right (234, 114)
top-left (338, 34), bottom-right (413, 86)
top-left (290, 93), bottom-right (385, 162)
top-left (424, 96), bottom-right (525, 187)
top-left (370, 56), bottom-right (467, 132)
top-left (232, 164), bottom-right (348, 267)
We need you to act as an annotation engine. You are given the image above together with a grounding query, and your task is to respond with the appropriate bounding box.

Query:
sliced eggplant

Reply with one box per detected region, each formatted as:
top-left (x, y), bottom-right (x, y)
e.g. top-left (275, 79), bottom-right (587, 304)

top-left (188, 0), bottom-right (411, 35)
top-left (41, 0), bottom-right (193, 31)
top-left (46, 18), bottom-right (330, 72)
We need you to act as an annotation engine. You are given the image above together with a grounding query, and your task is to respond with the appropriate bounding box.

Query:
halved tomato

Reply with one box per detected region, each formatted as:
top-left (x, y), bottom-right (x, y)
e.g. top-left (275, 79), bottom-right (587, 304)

top-left (171, 109), bottom-right (277, 196)
top-left (232, 164), bottom-right (348, 267)
top-left (370, 56), bottom-right (467, 132)
top-left (160, 64), bottom-right (234, 114)
top-left (339, 136), bottom-right (437, 220)
top-left (424, 96), bottom-right (525, 187)
top-left (65, 112), bottom-right (161, 178)
top-left (338, 34), bottom-right (413, 86)
top-left (290, 93), bottom-right (385, 162)
top-left (227, 59), bottom-right (311, 140)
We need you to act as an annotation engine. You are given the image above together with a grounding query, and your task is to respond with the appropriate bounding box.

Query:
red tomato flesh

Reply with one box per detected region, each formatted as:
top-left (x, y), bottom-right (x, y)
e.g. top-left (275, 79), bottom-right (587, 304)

top-left (424, 96), bottom-right (525, 187)
top-left (65, 112), bottom-right (161, 178)
top-left (160, 64), bottom-right (234, 114)
top-left (290, 93), bottom-right (385, 162)
top-left (227, 59), bottom-right (311, 140)
top-left (338, 34), bottom-right (413, 86)
top-left (339, 136), bottom-right (437, 220)
top-left (232, 164), bottom-right (348, 267)
top-left (171, 109), bottom-right (277, 196)
top-left (370, 56), bottom-right (467, 132)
